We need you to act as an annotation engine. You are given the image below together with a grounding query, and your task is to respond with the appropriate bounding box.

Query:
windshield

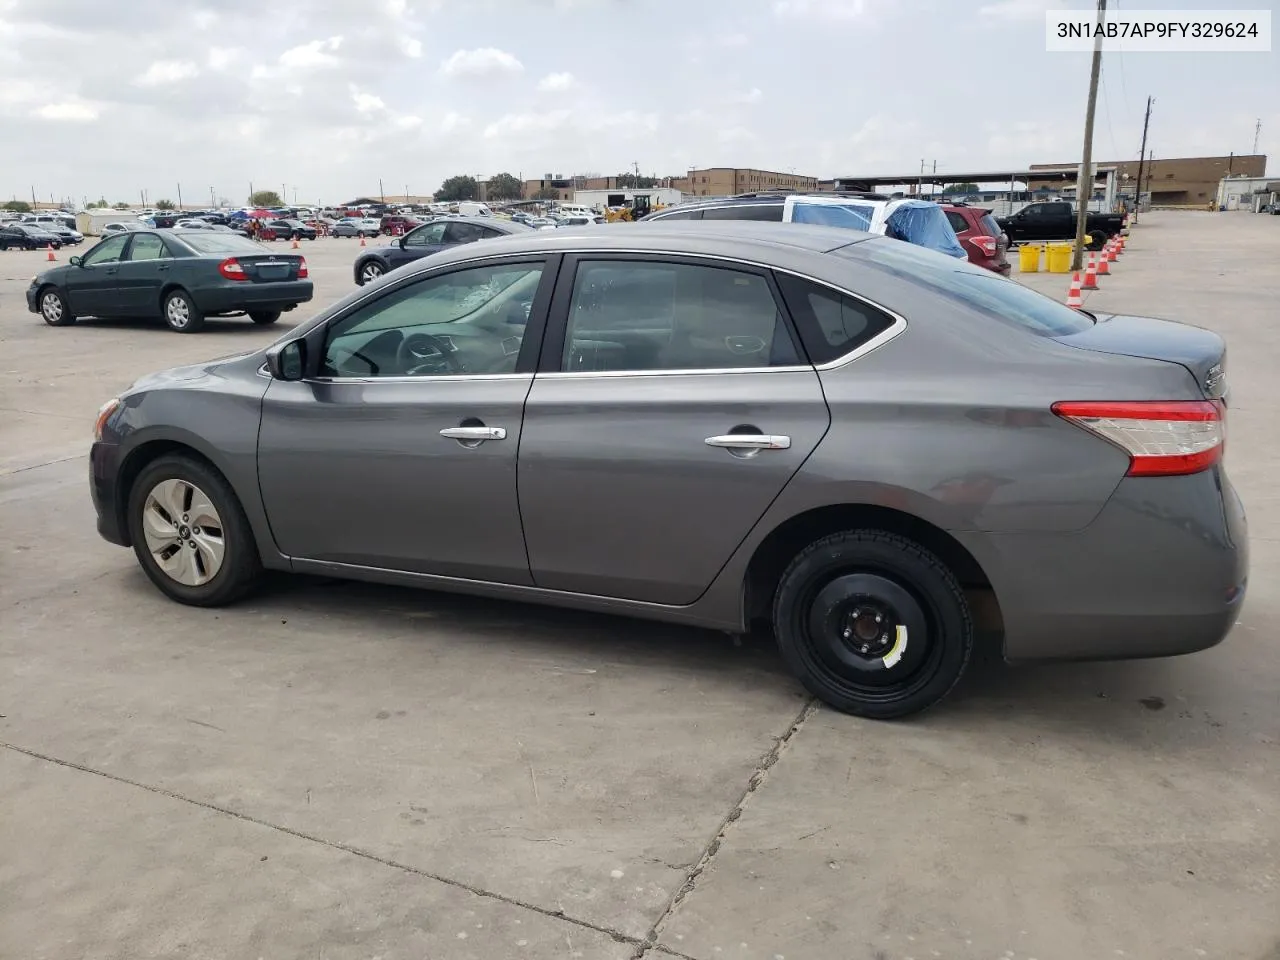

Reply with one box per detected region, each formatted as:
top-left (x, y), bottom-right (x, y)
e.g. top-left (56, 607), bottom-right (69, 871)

top-left (790, 201), bottom-right (877, 231)
top-left (849, 238), bottom-right (1095, 336)
top-left (179, 233), bottom-right (266, 254)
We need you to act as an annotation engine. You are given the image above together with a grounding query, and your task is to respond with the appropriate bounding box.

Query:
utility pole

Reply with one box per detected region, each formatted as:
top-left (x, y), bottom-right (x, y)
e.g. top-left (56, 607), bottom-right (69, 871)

top-left (1071, 0), bottom-right (1106, 271)
top-left (379, 177), bottom-right (385, 204)
top-left (176, 183), bottom-right (183, 211)
top-left (1134, 95), bottom-right (1153, 220)
top-left (1254, 119), bottom-right (1262, 154)
top-left (210, 186), bottom-right (216, 208)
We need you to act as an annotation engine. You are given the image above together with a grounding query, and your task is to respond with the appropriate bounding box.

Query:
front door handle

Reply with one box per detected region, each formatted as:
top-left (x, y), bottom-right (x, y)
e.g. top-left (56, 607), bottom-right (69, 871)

top-left (440, 426), bottom-right (506, 441)
top-left (705, 434), bottom-right (791, 450)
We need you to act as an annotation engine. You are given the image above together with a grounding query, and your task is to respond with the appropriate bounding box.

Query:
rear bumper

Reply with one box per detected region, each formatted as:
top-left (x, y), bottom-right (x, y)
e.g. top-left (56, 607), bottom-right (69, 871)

top-left (196, 280), bottom-right (313, 313)
top-left (90, 441), bottom-right (128, 546)
top-left (963, 468), bottom-right (1248, 662)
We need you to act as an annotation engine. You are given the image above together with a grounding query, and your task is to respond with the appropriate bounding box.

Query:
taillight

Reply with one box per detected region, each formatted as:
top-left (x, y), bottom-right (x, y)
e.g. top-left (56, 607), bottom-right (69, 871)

top-left (1052, 400), bottom-right (1225, 477)
top-left (971, 235), bottom-right (997, 257)
top-left (219, 257), bottom-right (247, 281)
top-left (297, 257), bottom-right (308, 279)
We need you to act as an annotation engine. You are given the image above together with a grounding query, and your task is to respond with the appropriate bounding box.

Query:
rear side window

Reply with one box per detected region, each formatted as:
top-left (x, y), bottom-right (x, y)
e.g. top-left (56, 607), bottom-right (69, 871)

top-left (850, 239), bottom-right (1094, 336)
top-left (651, 208), bottom-right (701, 221)
top-left (944, 211), bottom-right (969, 233)
top-left (775, 274), bottom-right (896, 365)
top-left (700, 204), bottom-right (785, 222)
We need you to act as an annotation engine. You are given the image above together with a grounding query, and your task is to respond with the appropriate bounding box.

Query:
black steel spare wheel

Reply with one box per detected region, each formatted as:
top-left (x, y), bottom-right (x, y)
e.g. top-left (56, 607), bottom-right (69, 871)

top-left (773, 530), bottom-right (972, 719)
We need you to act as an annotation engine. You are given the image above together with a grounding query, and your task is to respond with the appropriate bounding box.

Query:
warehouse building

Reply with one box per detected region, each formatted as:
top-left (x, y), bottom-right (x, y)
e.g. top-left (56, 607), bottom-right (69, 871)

top-left (1030, 154), bottom-right (1266, 207)
top-left (670, 167), bottom-right (818, 197)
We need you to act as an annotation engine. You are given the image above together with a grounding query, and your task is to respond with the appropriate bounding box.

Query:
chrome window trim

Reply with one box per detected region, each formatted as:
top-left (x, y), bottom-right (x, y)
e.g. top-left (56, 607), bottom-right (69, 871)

top-left (293, 246), bottom-right (906, 384)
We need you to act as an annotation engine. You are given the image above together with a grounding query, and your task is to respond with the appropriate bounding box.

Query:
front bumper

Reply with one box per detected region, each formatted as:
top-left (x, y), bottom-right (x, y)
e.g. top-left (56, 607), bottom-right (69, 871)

top-left (90, 441), bottom-right (129, 546)
top-left (964, 468), bottom-right (1248, 662)
top-left (25, 285), bottom-right (39, 312)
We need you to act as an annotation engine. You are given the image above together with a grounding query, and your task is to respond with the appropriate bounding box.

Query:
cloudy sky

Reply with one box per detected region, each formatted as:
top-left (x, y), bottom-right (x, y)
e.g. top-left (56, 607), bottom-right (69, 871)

top-left (1, 0), bottom-right (1275, 206)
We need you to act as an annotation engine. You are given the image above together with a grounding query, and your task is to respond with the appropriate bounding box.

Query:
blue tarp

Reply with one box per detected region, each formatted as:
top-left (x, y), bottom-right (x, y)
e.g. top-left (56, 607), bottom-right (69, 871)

top-left (790, 202), bottom-right (876, 232)
top-left (884, 200), bottom-right (967, 259)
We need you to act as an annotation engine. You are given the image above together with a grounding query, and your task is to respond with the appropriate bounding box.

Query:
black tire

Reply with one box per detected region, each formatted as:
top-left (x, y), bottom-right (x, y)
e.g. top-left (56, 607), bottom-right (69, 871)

top-left (162, 288), bottom-right (204, 333)
top-left (1088, 230), bottom-right (1107, 250)
top-left (249, 309), bottom-right (281, 325)
top-left (38, 286), bottom-right (76, 326)
top-left (357, 259), bottom-right (384, 285)
top-left (127, 454), bottom-right (263, 606)
top-left (772, 530), bottom-right (972, 719)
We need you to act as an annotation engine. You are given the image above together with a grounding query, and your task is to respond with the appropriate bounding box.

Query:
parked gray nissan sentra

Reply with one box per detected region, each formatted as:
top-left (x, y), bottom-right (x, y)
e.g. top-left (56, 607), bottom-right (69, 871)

top-left (88, 222), bottom-right (1247, 719)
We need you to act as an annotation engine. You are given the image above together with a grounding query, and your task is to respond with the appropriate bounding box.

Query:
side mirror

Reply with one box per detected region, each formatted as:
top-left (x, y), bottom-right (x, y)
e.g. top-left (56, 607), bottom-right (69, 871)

top-left (69, 255), bottom-right (82, 267)
top-left (265, 338), bottom-right (307, 381)
top-left (398, 236), bottom-right (408, 249)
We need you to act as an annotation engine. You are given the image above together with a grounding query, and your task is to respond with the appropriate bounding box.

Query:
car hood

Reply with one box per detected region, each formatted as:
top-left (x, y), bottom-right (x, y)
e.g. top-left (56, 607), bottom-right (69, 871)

top-left (34, 265), bottom-right (71, 283)
top-left (126, 350), bottom-right (258, 393)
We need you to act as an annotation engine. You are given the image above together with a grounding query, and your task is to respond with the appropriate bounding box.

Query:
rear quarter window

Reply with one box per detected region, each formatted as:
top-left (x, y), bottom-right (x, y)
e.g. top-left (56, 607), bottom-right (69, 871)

top-left (979, 213), bottom-right (1003, 237)
top-left (775, 273), bottom-right (896, 364)
top-left (849, 238), bottom-right (1094, 336)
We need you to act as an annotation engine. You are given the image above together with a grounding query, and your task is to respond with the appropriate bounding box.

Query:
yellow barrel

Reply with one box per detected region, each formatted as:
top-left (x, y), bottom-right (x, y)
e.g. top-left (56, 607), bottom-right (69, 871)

top-left (1018, 243), bottom-right (1041, 272)
top-left (1046, 242), bottom-right (1073, 273)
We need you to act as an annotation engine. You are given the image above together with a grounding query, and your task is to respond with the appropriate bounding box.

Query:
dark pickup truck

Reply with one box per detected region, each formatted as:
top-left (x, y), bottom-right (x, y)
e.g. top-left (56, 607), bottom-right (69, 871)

top-left (997, 201), bottom-right (1124, 249)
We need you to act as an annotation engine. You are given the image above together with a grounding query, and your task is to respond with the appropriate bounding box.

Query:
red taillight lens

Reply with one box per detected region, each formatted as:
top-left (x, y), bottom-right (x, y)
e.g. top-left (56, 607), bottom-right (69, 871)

top-left (971, 235), bottom-right (997, 257)
top-left (297, 257), bottom-right (308, 279)
top-left (218, 257), bottom-right (247, 281)
top-left (1052, 400), bottom-right (1225, 477)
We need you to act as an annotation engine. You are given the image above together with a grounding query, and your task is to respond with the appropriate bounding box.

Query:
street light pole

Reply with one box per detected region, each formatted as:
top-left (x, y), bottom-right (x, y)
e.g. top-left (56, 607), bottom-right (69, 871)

top-left (1072, 0), bottom-right (1106, 271)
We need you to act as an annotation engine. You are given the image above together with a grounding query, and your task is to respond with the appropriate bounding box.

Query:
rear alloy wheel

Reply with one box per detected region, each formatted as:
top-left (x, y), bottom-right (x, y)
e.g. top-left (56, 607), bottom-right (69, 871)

top-left (358, 261), bottom-right (385, 285)
top-left (39, 287), bottom-right (76, 326)
top-left (128, 454), bottom-right (262, 606)
top-left (249, 309), bottom-right (281, 325)
top-left (772, 530), bottom-right (973, 719)
top-left (163, 289), bottom-right (204, 333)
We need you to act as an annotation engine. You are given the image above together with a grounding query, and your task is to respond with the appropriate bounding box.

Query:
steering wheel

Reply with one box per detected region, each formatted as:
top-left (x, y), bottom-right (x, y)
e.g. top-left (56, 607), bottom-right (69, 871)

top-left (397, 332), bottom-right (464, 376)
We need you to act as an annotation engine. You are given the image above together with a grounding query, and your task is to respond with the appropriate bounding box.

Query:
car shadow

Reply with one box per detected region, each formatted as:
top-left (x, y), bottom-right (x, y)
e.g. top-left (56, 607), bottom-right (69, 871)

top-left (173, 571), bottom-right (1232, 745)
top-left (64, 316), bottom-right (306, 335)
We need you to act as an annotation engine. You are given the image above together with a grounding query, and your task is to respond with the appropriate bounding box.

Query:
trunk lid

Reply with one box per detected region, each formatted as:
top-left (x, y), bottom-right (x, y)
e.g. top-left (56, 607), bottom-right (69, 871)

top-left (1055, 313), bottom-right (1227, 400)
top-left (234, 254), bottom-right (304, 283)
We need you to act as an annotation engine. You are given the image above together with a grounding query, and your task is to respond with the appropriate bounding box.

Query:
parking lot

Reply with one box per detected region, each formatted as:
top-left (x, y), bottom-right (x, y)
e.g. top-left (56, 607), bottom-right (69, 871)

top-left (2, 213), bottom-right (1278, 959)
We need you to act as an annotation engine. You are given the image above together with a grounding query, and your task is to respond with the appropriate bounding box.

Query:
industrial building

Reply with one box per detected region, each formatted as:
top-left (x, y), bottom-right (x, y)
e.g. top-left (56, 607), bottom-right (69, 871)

top-left (1030, 154), bottom-right (1266, 207)
top-left (670, 167), bottom-right (818, 197)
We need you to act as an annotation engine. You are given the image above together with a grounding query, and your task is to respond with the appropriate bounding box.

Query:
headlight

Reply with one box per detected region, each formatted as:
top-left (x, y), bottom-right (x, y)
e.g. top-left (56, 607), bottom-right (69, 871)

top-left (94, 398), bottom-right (120, 441)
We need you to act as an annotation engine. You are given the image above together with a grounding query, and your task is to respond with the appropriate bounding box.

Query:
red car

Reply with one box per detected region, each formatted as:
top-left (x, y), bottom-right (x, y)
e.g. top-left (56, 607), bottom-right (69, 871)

top-left (942, 204), bottom-right (1010, 275)
top-left (379, 215), bottom-right (423, 236)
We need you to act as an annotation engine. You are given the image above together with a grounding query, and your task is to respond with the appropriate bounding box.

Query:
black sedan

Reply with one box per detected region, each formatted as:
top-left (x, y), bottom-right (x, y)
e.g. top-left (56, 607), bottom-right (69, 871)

top-left (0, 223), bottom-right (63, 250)
top-left (352, 215), bottom-right (530, 285)
top-left (264, 219), bottom-right (317, 241)
top-left (28, 229), bottom-right (312, 333)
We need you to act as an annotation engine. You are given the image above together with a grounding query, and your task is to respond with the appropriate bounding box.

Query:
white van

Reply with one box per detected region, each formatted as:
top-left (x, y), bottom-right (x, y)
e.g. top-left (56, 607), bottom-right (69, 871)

top-left (458, 201), bottom-right (494, 217)
top-left (556, 204), bottom-right (594, 219)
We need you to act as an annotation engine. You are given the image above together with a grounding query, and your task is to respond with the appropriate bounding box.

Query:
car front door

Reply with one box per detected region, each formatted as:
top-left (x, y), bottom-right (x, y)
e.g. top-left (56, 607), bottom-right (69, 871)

top-left (517, 255), bottom-right (831, 605)
top-left (257, 255), bottom-right (557, 582)
top-left (113, 232), bottom-right (172, 316)
top-left (64, 233), bottom-right (129, 316)
top-left (387, 220), bottom-right (448, 269)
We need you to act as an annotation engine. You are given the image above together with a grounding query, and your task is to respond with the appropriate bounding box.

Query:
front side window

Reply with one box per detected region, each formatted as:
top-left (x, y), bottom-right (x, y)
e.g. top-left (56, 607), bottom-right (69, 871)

top-left (322, 261), bottom-right (545, 378)
top-left (128, 233), bottom-right (168, 261)
top-left (562, 260), bottom-right (800, 373)
top-left (82, 234), bottom-right (129, 265)
top-left (404, 222), bottom-right (447, 247)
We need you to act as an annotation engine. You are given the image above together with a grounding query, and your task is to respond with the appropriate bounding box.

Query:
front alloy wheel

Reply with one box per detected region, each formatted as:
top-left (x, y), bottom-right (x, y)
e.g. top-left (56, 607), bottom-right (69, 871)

top-left (40, 288), bottom-right (75, 326)
top-left (359, 261), bottom-right (384, 284)
top-left (141, 478), bottom-right (225, 586)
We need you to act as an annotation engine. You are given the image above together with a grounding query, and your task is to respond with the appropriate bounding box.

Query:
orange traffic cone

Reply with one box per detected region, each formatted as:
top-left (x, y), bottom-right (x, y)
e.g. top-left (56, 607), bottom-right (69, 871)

top-left (1082, 253), bottom-right (1099, 290)
top-left (1106, 240), bottom-right (1118, 262)
top-left (291, 235), bottom-right (299, 249)
top-left (359, 234), bottom-right (366, 247)
top-left (46, 243), bottom-right (56, 262)
top-left (1097, 245), bottom-right (1111, 275)
top-left (1066, 272), bottom-right (1083, 309)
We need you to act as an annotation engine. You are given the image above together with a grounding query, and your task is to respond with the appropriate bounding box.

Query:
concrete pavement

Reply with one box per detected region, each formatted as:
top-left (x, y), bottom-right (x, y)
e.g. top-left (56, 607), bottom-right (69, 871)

top-left (2, 214), bottom-right (1277, 959)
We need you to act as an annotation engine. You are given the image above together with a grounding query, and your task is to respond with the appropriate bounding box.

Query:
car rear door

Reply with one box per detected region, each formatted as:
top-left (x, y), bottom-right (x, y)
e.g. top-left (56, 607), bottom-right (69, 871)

top-left (113, 232), bottom-right (172, 316)
top-left (64, 233), bottom-right (129, 316)
top-left (517, 254), bottom-right (831, 605)
top-left (257, 255), bottom-right (556, 582)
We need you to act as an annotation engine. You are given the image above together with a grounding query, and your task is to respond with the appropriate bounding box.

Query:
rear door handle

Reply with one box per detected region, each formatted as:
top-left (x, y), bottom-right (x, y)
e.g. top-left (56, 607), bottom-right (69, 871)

top-left (440, 426), bottom-right (506, 441)
top-left (705, 434), bottom-right (791, 450)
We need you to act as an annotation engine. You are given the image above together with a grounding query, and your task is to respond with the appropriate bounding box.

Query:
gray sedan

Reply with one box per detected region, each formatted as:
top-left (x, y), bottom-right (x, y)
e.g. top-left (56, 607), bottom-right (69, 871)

top-left (88, 223), bottom-right (1246, 718)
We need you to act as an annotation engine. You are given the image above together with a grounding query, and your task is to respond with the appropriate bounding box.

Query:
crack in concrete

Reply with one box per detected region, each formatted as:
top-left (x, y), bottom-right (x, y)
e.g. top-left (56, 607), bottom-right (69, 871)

top-left (0, 740), bottom-right (642, 950)
top-left (631, 697), bottom-right (818, 959)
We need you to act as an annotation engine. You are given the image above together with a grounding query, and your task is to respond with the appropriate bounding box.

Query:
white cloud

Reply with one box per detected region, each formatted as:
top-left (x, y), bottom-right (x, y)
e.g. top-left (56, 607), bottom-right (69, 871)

top-left (715, 32), bottom-right (750, 47)
top-left (440, 111), bottom-right (470, 132)
top-left (439, 47), bottom-right (523, 79)
top-left (978, 0), bottom-right (1065, 20)
top-left (279, 36), bottom-right (344, 70)
top-left (351, 87), bottom-right (386, 114)
top-left (484, 108), bottom-right (572, 138)
top-left (773, 0), bottom-right (875, 20)
top-left (393, 114), bottom-right (423, 129)
top-left (730, 87), bottom-right (763, 105)
top-left (206, 47), bottom-right (242, 71)
top-left (536, 71), bottom-right (575, 92)
top-left (398, 35), bottom-right (423, 57)
top-left (133, 60), bottom-right (198, 87)
top-left (33, 101), bottom-right (98, 122)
